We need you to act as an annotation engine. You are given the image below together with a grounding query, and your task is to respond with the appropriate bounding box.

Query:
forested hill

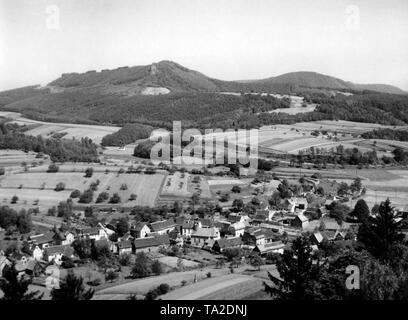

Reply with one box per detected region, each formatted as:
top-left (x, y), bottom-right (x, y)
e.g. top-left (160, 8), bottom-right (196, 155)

top-left (0, 61), bottom-right (407, 143)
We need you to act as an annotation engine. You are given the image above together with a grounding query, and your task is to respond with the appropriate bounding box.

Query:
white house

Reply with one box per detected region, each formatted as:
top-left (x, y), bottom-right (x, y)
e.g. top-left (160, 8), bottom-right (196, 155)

top-left (190, 227), bottom-right (220, 247)
top-left (229, 221), bottom-right (246, 237)
top-left (77, 227), bottom-right (108, 241)
top-left (43, 245), bottom-right (75, 265)
top-left (132, 222), bottom-right (151, 238)
top-left (32, 245), bottom-right (44, 261)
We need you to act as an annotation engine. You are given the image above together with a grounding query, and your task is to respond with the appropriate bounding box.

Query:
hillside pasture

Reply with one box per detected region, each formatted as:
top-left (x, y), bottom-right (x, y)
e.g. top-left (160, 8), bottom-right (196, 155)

top-left (1, 112), bottom-right (121, 144)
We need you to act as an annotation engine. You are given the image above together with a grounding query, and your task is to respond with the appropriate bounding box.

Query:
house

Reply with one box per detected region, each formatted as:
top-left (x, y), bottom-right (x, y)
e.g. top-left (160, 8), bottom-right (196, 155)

top-left (149, 219), bottom-right (177, 235)
top-left (30, 232), bottom-right (55, 249)
top-left (98, 223), bottom-right (116, 237)
top-left (52, 231), bottom-right (75, 246)
top-left (259, 222), bottom-right (284, 234)
top-left (229, 221), bottom-right (246, 237)
top-left (242, 227), bottom-right (266, 246)
top-left (180, 219), bottom-right (197, 238)
top-left (116, 240), bottom-right (133, 256)
top-left (43, 245), bottom-right (75, 265)
top-left (285, 198), bottom-right (308, 213)
top-left (168, 229), bottom-right (184, 247)
top-left (253, 241), bottom-right (285, 256)
top-left (133, 234), bottom-right (170, 253)
top-left (254, 209), bottom-right (275, 222)
top-left (32, 245), bottom-right (44, 261)
top-left (311, 232), bottom-right (324, 245)
top-left (292, 213), bottom-right (309, 229)
top-left (212, 237), bottom-right (243, 253)
top-left (199, 218), bottom-right (214, 228)
top-left (77, 227), bottom-right (108, 241)
top-left (0, 255), bottom-right (11, 276)
top-left (131, 222), bottom-right (151, 238)
top-left (190, 227), bottom-right (220, 247)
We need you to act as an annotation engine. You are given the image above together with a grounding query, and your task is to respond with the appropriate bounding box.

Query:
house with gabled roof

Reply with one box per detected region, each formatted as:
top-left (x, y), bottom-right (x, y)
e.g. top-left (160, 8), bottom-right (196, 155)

top-left (292, 213), bottom-right (309, 229)
top-left (180, 219), bottom-right (198, 238)
top-left (133, 234), bottom-right (170, 253)
top-left (131, 222), bottom-right (151, 238)
top-left (242, 227), bottom-right (266, 246)
top-left (115, 240), bottom-right (133, 256)
top-left (43, 245), bottom-right (75, 265)
top-left (149, 219), bottom-right (177, 235)
top-left (29, 232), bottom-right (55, 249)
top-left (253, 241), bottom-right (285, 256)
top-left (229, 221), bottom-right (246, 237)
top-left (76, 226), bottom-right (108, 241)
top-left (190, 227), bottom-right (220, 247)
top-left (212, 237), bottom-right (243, 253)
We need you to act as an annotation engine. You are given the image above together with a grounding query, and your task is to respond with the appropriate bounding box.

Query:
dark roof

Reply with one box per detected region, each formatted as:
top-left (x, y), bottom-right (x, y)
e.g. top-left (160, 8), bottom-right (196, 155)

top-left (134, 222), bottom-right (149, 232)
top-left (199, 218), bottom-right (214, 227)
top-left (214, 237), bottom-right (243, 249)
top-left (117, 240), bottom-right (132, 249)
top-left (134, 235), bottom-right (170, 249)
top-left (253, 213), bottom-right (268, 221)
top-left (149, 219), bottom-right (176, 232)
top-left (44, 245), bottom-right (74, 257)
top-left (31, 232), bottom-right (54, 245)
top-left (255, 241), bottom-right (285, 254)
top-left (182, 220), bottom-right (195, 229)
top-left (78, 227), bottom-right (100, 235)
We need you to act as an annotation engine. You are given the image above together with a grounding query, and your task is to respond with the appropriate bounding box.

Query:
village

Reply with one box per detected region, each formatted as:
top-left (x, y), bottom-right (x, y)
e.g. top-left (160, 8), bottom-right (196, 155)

top-left (0, 159), bottom-right (375, 300)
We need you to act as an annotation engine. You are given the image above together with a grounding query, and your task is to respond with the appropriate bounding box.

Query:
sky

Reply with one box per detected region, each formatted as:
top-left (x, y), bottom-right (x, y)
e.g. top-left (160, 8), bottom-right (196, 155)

top-left (0, 0), bottom-right (408, 91)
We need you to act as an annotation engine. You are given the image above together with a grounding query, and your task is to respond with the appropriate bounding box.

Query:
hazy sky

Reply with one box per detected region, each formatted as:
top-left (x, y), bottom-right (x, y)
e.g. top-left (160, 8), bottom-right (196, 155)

top-left (1, 0), bottom-right (408, 91)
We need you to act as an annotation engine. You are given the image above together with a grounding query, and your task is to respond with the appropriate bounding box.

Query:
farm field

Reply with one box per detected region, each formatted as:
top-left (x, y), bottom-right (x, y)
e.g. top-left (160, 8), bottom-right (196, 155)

top-left (270, 103), bottom-right (317, 115)
top-left (160, 274), bottom-right (261, 300)
top-left (0, 111), bottom-right (121, 144)
top-left (93, 267), bottom-right (233, 300)
top-left (0, 150), bottom-right (47, 168)
top-left (0, 168), bottom-right (166, 209)
top-left (200, 120), bottom-right (408, 155)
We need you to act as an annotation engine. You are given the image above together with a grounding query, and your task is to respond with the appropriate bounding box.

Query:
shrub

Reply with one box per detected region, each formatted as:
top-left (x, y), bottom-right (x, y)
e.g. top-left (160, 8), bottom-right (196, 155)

top-left (120, 183), bottom-right (128, 190)
top-left (78, 189), bottom-right (94, 203)
top-left (85, 167), bottom-right (94, 178)
top-left (11, 195), bottom-right (18, 204)
top-left (129, 193), bottom-right (137, 201)
top-left (0, 167), bottom-right (5, 175)
top-left (47, 163), bottom-right (59, 173)
top-left (96, 191), bottom-right (109, 203)
top-left (55, 182), bottom-right (66, 191)
top-left (70, 189), bottom-right (81, 198)
top-left (89, 181), bottom-right (99, 191)
top-left (109, 193), bottom-right (121, 204)
top-left (231, 185), bottom-right (241, 193)
top-left (151, 260), bottom-right (163, 275)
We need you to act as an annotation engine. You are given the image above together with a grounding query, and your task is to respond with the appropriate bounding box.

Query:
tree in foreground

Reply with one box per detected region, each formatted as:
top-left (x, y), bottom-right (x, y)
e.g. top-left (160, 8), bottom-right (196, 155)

top-left (263, 234), bottom-right (323, 300)
top-left (0, 264), bottom-right (43, 300)
top-left (51, 271), bottom-right (94, 300)
top-left (358, 198), bottom-right (404, 260)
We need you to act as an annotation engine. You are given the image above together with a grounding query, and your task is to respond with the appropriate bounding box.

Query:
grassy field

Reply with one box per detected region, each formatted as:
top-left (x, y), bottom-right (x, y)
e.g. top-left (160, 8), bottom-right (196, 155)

top-left (0, 150), bottom-right (47, 168)
top-left (0, 111), bottom-right (120, 144)
top-left (160, 274), bottom-right (260, 300)
top-left (0, 167), bottom-right (166, 209)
